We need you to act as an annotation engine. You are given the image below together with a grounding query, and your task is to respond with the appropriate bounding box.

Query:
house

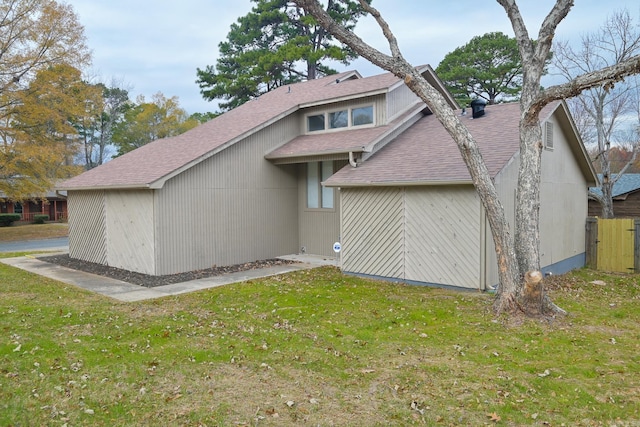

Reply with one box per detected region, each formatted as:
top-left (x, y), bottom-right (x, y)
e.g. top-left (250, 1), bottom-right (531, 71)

top-left (58, 66), bottom-right (597, 289)
top-left (588, 174), bottom-right (640, 218)
top-left (0, 189), bottom-right (68, 222)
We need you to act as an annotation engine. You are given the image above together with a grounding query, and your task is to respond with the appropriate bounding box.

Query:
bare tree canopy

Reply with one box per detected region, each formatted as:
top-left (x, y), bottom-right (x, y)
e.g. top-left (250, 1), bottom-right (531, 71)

top-left (553, 9), bottom-right (640, 218)
top-left (293, 0), bottom-right (640, 318)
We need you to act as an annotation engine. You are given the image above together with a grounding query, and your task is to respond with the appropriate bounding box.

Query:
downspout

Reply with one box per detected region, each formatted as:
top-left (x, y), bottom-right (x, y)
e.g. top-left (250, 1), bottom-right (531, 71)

top-left (349, 151), bottom-right (357, 168)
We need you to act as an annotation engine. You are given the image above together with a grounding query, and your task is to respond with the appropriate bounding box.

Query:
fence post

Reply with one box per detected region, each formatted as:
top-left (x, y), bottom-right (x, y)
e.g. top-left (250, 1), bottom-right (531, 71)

top-left (585, 217), bottom-right (598, 269)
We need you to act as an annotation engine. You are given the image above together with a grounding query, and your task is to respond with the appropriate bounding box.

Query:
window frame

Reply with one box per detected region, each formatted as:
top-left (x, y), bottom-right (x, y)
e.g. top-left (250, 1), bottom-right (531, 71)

top-left (351, 105), bottom-right (374, 127)
top-left (305, 104), bottom-right (375, 134)
top-left (306, 161), bottom-right (335, 210)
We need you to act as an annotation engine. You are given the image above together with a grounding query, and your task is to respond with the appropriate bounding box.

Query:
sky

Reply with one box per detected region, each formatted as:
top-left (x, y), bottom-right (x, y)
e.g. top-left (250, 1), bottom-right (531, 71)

top-left (66, 1), bottom-right (640, 115)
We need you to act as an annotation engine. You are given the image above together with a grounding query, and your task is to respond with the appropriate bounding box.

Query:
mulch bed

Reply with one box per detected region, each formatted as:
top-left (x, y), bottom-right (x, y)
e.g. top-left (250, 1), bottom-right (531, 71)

top-left (38, 254), bottom-right (296, 288)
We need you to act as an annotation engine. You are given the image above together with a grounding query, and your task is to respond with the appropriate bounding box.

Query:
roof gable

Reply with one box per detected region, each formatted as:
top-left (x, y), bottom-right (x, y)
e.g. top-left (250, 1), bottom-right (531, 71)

top-left (59, 70), bottom-right (402, 191)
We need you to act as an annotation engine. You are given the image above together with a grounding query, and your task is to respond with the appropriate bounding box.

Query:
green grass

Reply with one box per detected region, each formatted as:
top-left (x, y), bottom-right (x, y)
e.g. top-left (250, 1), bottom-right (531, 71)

top-left (0, 254), bottom-right (639, 426)
top-left (0, 223), bottom-right (68, 241)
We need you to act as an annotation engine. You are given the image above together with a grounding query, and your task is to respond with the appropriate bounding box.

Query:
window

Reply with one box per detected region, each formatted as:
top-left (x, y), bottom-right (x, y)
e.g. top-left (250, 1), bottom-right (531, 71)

top-left (352, 106), bottom-right (373, 126)
top-left (329, 110), bottom-right (348, 129)
top-left (307, 114), bottom-right (325, 132)
top-left (307, 161), bottom-right (334, 209)
top-left (13, 202), bottom-right (22, 214)
top-left (306, 105), bottom-right (374, 133)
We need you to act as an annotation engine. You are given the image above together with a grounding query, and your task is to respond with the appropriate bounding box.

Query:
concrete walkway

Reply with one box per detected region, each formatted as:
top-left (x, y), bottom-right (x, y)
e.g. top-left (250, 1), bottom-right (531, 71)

top-left (1, 253), bottom-right (338, 302)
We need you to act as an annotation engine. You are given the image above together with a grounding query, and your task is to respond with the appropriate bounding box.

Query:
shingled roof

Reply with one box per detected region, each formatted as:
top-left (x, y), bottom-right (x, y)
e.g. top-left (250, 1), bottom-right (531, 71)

top-left (59, 70), bottom-right (402, 191)
top-left (325, 100), bottom-right (594, 187)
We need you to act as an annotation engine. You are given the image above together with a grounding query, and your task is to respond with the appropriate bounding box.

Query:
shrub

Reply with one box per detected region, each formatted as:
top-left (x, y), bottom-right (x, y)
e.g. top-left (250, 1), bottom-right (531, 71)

top-left (0, 213), bottom-right (21, 227)
top-left (33, 214), bottom-right (49, 224)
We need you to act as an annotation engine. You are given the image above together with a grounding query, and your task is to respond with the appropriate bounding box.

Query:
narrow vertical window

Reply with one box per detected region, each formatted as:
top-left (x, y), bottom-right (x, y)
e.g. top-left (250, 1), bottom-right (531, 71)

top-left (321, 161), bottom-right (334, 208)
top-left (307, 161), bottom-right (334, 209)
top-left (307, 162), bottom-right (319, 208)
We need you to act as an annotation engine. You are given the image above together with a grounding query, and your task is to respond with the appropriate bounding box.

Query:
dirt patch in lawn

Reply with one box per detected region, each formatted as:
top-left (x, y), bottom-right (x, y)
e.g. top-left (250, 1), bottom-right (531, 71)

top-left (38, 254), bottom-right (296, 288)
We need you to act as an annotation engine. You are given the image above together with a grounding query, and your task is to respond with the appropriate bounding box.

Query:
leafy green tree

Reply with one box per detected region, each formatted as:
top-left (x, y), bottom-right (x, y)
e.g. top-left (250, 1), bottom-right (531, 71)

top-left (75, 83), bottom-right (130, 169)
top-left (196, 0), bottom-right (369, 111)
top-left (190, 111), bottom-right (218, 124)
top-left (436, 32), bottom-right (523, 106)
top-left (112, 93), bottom-right (199, 155)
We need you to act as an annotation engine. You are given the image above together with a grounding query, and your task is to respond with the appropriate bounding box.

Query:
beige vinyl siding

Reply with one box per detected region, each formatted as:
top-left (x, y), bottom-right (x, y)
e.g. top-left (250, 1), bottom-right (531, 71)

top-left (487, 115), bottom-right (589, 286)
top-left (341, 186), bottom-right (483, 289)
top-left (298, 160), bottom-right (347, 256)
top-left (387, 84), bottom-right (421, 120)
top-left (341, 187), bottom-right (405, 278)
top-left (404, 187), bottom-right (482, 288)
top-left (539, 117), bottom-right (589, 267)
top-left (154, 115), bottom-right (299, 275)
top-left (104, 190), bottom-right (156, 275)
top-left (487, 155), bottom-right (518, 287)
top-left (68, 190), bottom-right (107, 265)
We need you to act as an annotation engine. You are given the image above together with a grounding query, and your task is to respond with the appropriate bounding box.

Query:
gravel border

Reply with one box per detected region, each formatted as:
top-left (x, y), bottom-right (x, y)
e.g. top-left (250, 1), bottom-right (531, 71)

top-left (38, 254), bottom-right (296, 288)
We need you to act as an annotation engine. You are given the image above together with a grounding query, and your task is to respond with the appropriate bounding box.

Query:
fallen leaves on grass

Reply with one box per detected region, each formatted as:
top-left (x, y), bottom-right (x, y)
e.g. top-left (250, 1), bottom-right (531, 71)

top-left (487, 412), bottom-right (501, 422)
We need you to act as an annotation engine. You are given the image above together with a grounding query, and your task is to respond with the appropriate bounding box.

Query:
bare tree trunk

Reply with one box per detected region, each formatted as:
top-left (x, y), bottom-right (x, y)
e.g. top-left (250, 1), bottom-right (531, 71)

top-left (600, 173), bottom-right (615, 218)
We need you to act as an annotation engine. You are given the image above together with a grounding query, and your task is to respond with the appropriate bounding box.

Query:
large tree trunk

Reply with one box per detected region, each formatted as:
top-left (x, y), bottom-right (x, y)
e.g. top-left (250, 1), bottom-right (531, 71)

top-left (295, 0), bottom-right (640, 320)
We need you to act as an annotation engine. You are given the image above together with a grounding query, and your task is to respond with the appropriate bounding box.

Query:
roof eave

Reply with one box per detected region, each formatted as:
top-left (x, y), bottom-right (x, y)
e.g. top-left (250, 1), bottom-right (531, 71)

top-left (58, 183), bottom-right (153, 191)
top-left (324, 179), bottom-right (473, 188)
top-left (555, 100), bottom-right (599, 186)
top-left (266, 147), bottom-right (365, 162)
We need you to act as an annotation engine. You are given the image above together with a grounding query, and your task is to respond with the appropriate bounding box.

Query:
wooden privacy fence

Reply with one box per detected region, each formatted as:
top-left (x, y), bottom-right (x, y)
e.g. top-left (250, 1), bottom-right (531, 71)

top-left (585, 217), bottom-right (640, 273)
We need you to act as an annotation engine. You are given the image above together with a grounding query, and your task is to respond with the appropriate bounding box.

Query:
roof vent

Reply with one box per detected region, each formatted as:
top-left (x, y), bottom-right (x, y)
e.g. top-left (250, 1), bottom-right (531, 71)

top-left (470, 99), bottom-right (486, 119)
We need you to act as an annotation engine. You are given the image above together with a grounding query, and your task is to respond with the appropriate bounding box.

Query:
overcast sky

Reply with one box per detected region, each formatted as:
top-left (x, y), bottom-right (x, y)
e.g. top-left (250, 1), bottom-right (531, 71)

top-left (66, 1), bottom-right (639, 115)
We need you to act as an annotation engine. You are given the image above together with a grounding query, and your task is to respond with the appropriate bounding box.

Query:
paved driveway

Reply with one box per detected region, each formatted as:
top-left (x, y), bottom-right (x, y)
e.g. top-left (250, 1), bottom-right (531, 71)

top-left (0, 237), bottom-right (69, 253)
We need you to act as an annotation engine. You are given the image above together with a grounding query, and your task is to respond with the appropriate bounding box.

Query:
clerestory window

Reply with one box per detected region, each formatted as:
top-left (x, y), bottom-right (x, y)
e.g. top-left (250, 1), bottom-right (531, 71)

top-left (306, 105), bottom-right (374, 133)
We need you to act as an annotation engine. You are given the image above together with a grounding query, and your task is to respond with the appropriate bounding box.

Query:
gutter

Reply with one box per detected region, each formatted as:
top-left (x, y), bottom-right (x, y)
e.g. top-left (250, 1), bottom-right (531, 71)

top-left (324, 179), bottom-right (474, 188)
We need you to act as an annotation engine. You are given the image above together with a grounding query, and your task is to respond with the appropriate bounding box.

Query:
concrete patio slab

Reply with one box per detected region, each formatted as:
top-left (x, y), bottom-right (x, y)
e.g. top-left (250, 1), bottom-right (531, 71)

top-left (0, 254), bottom-right (338, 302)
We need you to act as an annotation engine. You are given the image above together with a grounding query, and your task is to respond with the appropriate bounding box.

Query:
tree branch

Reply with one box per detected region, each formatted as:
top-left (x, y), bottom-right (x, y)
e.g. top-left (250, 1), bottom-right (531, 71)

top-left (293, 0), bottom-right (402, 73)
top-left (355, 0), bottom-right (405, 61)
top-left (536, 54), bottom-right (640, 108)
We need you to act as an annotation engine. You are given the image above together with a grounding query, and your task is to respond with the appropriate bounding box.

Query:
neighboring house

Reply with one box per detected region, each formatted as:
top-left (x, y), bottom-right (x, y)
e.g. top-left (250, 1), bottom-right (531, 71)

top-left (0, 189), bottom-right (68, 222)
top-left (588, 174), bottom-right (640, 218)
top-left (58, 66), bottom-right (597, 290)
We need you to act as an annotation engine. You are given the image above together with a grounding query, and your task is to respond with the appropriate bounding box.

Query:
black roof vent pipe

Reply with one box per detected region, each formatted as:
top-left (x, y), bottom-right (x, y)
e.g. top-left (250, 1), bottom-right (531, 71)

top-left (470, 99), bottom-right (486, 119)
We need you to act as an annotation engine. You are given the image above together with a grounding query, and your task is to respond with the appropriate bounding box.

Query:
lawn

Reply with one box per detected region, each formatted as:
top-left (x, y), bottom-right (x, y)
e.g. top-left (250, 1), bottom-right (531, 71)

top-left (0, 223), bottom-right (69, 242)
top-left (0, 252), bottom-right (638, 426)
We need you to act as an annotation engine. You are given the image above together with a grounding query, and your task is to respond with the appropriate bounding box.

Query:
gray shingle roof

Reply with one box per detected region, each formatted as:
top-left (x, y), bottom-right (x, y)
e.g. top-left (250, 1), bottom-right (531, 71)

top-left (326, 101), bottom-right (555, 186)
top-left (58, 70), bottom-right (402, 190)
top-left (265, 105), bottom-right (423, 160)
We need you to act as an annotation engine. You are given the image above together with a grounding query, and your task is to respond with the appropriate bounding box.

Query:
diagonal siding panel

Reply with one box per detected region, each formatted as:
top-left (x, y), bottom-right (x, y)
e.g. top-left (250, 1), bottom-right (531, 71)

top-left (341, 188), bottom-right (404, 279)
top-left (68, 190), bottom-right (107, 265)
top-left (404, 187), bottom-right (481, 289)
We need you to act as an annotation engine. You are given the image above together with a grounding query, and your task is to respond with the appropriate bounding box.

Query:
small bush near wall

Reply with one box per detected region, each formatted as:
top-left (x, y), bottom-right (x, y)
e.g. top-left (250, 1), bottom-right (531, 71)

top-left (0, 214), bottom-right (21, 227)
top-left (33, 214), bottom-right (49, 224)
